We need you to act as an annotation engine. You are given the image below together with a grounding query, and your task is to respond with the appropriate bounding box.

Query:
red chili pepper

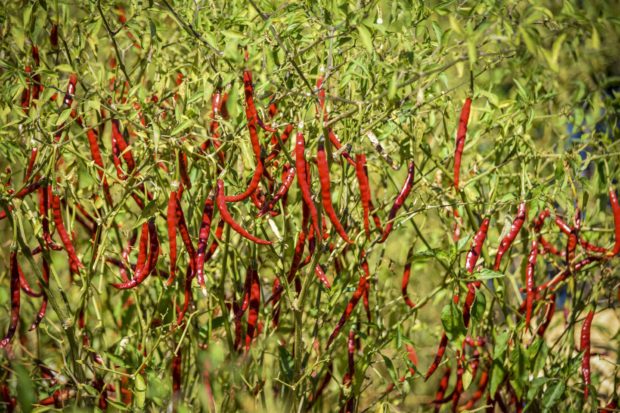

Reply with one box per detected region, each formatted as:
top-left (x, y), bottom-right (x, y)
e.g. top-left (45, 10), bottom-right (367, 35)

top-left (112, 221), bottom-right (158, 289)
top-left (63, 73), bottom-right (78, 107)
top-left (462, 370), bottom-right (489, 411)
top-left (85, 128), bottom-right (113, 206)
top-left (295, 131), bottom-right (322, 237)
top-left (555, 215), bottom-right (606, 254)
top-left (426, 333), bottom-right (449, 380)
top-left (224, 158), bottom-right (264, 203)
top-left (402, 246), bottom-right (415, 308)
top-left (0, 252), bottom-right (21, 349)
top-left (21, 66), bottom-right (32, 113)
top-left (580, 309), bottom-right (594, 400)
top-left (314, 264), bottom-right (331, 289)
top-left (306, 362), bottom-right (333, 410)
top-left (17, 259), bottom-right (42, 297)
top-left (195, 191), bottom-right (215, 294)
top-left (432, 367), bottom-right (452, 411)
top-left (450, 351), bottom-right (466, 411)
top-left (216, 180), bottom-right (272, 245)
top-left (565, 209), bottom-right (581, 269)
top-left (259, 165), bottom-right (295, 217)
top-left (525, 239), bottom-right (538, 329)
top-left (461, 283), bottom-right (478, 329)
top-left (166, 189), bottom-right (178, 286)
top-left (50, 188), bottom-right (83, 274)
top-left (355, 154), bottom-right (373, 237)
top-left (265, 124), bottom-right (294, 164)
top-left (111, 119), bottom-right (136, 173)
top-left (172, 350), bottom-right (182, 399)
top-left (317, 137), bottom-right (352, 243)
top-left (367, 199), bottom-right (384, 233)
top-left (24, 147), bottom-right (38, 185)
top-left (610, 187), bottom-right (620, 256)
top-left (453, 97), bottom-right (472, 191)
top-left (536, 256), bottom-right (602, 294)
top-left (204, 219), bottom-right (225, 263)
top-left (494, 201), bottom-right (527, 270)
top-left (176, 200), bottom-right (197, 271)
top-left (50, 24), bottom-right (58, 48)
top-left (379, 162), bottom-right (415, 243)
top-left (326, 267), bottom-right (367, 349)
top-left (327, 129), bottom-right (355, 166)
top-left (178, 150), bottom-right (191, 189)
top-left (245, 266), bottom-right (261, 350)
top-left (465, 217), bottom-right (490, 274)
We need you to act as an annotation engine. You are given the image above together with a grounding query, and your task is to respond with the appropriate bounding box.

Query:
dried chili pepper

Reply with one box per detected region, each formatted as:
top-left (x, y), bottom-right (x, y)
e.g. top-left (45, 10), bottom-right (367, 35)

top-left (453, 97), bottom-right (472, 191)
top-left (216, 179), bottom-right (272, 245)
top-left (50, 24), bottom-right (58, 48)
top-left (426, 333), bottom-right (449, 380)
top-left (85, 128), bottom-right (113, 205)
top-left (314, 265), bottom-right (331, 289)
top-left (555, 215), bottom-right (606, 254)
top-left (0, 252), bottom-right (21, 348)
top-left (317, 137), bottom-right (352, 243)
top-left (21, 66), bottom-right (32, 112)
top-left (172, 350), bottom-right (182, 399)
top-left (223, 157), bottom-right (264, 203)
top-left (295, 131), bottom-right (322, 237)
top-left (494, 201), bottom-right (526, 270)
top-left (525, 239), bottom-right (538, 329)
top-left (178, 150), bottom-right (191, 189)
top-left (111, 119), bottom-right (136, 173)
top-left (17, 260), bottom-right (42, 297)
top-left (379, 161), bottom-right (415, 243)
top-left (402, 246), bottom-right (415, 308)
top-left (175, 200), bottom-right (197, 272)
top-left (580, 309), bottom-right (594, 400)
top-left (565, 208), bottom-right (581, 270)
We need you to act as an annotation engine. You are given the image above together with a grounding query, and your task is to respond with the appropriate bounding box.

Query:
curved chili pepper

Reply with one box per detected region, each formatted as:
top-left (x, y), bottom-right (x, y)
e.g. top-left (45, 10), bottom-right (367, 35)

top-left (565, 209), bottom-right (581, 269)
top-left (30, 257), bottom-right (50, 331)
top-left (535, 256), bottom-right (602, 294)
top-left (295, 131), bottom-right (322, 237)
top-left (224, 159), bottom-right (264, 203)
top-left (453, 97), bottom-right (472, 191)
top-left (216, 180), bottom-right (272, 245)
top-left (265, 124), bottom-right (294, 164)
top-left (426, 333), bottom-right (449, 380)
top-left (50, 188), bottom-right (83, 274)
top-left (326, 268), bottom-right (367, 349)
top-left (432, 367), bottom-right (452, 412)
top-left (379, 161), bottom-right (415, 243)
top-left (465, 217), bottom-right (490, 274)
top-left (85, 128), bottom-right (113, 205)
top-left (317, 137), bottom-right (352, 243)
top-left (259, 165), bottom-right (295, 217)
top-left (314, 264), bottom-right (331, 289)
top-left (342, 329), bottom-right (356, 413)
top-left (555, 215), bottom-right (607, 254)
top-left (166, 190), bottom-right (178, 286)
top-left (461, 283), bottom-right (478, 328)
top-left (355, 154), bottom-right (373, 237)
top-left (327, 129), bottom-right (355, 166)
top-left (462, 370), bottom-right (489, 411)
top-left (368, 199), bottom-right (384, 233)
top-left (0, 252), bottom-right (21, 348)
top-left (195, 191), bottom-right (215, 294)
top-left (610, 187), bottom-right (620, 256)
top-left (111, 119), bottom-right (136, 173)
top-left (580, 309), bottom-right (594, 400)
top-left (307, 362), bottom-right (333, 411)
top-left (204, 219), bottom-right (225, 263)
top-left (525, 239), bottom-right (538, 329)
top-left (402, 246), bottom-right (415, 308)
top-left (494, 201), bottom-right (527, 270)
top-left (450, 351), bottom-right (466, 411)
top-left (245, 266), bottom-right (261, 351)
top-left (178, 150), bottom-right (191, 189)
top-left (18, 260), bottom-right (42, 297)
top-left (111, 221), bottom-right (156, 289)
top-left (175, 200), bottom-right (197, 272)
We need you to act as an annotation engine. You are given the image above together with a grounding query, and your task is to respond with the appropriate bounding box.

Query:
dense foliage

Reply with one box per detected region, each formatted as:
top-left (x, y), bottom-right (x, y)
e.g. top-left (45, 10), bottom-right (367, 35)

top-left (1, 0), bottom-right (619, 411)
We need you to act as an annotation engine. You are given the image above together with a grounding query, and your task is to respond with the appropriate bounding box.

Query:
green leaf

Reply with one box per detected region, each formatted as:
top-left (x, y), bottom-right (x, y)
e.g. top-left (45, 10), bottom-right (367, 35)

top-left (15, 363), bottom-right (35, 413)
top-left (357, 25), bottom-right (374, 53)
top-left (134, 374), bottom-right (146, 409)
top-left (489, 360), bottom-right (506, 396)
top-left (441, 301), bottom-right (466, 341)
top-left (470, 290), bottom-right (486, 323)
top-left (474, 268), bottom-right (504, 280)
top-left (542, 381), bottom-right (565, 408)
